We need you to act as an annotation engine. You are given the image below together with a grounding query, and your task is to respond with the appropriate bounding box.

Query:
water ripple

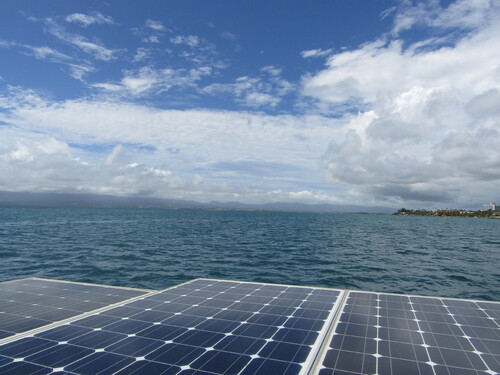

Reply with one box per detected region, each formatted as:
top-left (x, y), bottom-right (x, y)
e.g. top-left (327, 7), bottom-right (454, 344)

top-left (0, 207), bottom-right (498, 301)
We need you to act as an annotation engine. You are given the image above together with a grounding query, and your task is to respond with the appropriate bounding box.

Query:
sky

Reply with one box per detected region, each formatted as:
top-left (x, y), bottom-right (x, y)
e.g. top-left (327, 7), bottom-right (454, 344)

top-left (0, 0), bottom-right (499, 209)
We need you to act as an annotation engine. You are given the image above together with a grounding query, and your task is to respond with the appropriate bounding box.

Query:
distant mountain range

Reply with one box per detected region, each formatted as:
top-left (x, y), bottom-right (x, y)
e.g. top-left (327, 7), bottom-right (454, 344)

top-left (0, 191), bottom-right (395, 214)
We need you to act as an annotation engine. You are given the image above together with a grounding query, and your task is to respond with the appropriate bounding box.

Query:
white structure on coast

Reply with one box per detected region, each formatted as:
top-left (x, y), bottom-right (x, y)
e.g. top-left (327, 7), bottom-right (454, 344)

top-left (482, 202), bottom-right (497, 211)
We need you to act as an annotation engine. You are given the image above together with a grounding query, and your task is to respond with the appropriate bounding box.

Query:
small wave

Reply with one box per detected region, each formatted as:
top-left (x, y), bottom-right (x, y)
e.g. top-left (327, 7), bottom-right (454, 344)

top-left (448, 274), bottom-right (472, 282)
top-left (1, 207), bottom-right (498, 301)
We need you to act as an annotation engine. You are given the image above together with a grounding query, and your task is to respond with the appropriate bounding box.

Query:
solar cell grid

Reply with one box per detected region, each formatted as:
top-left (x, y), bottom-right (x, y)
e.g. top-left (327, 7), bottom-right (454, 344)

top-left (0, 278), bottom-right (150, 341)
top-left (0, 278), bottom-right (342, 375)
top-left (318, 291), bottom-right (500, 375)
top-left (1, 278), bottom-right (497, 375)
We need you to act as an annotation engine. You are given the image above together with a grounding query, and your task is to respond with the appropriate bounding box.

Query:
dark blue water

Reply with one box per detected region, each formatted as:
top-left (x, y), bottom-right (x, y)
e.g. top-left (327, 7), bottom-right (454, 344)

top-left (0, 207), bottom-right (498, 301)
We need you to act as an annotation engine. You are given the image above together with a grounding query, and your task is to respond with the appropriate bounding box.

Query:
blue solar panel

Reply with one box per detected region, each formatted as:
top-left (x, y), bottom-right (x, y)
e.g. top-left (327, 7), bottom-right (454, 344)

top-left (1, 278), bottom-right (498, 374)
top-left (0, 279), bottom-right (342, 374)
top-left (317, 291), bottom-right (500, 375)
top-left (0, 278), bottom-right (150, 341)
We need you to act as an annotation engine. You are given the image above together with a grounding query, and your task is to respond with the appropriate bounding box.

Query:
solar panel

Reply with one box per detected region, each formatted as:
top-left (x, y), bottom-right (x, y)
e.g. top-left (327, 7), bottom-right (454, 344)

top-left (0, 278), bottom-right (150, 342)
top-left (0, 279), bottom-right (342, 374)
top-left (316, 291), bottom-right (500, 375)
top-left (0, 278), bottom-right (498, 375)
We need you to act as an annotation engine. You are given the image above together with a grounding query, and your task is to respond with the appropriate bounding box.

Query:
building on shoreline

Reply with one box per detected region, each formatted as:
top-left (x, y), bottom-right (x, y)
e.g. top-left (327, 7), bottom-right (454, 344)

top-left (482, 202), bottom-right (497, 211)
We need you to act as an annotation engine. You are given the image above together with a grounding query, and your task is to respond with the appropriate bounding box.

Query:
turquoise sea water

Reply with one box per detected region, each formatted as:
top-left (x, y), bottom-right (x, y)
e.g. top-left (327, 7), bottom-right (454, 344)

top-left (0, 207), bottom-right (498, 301)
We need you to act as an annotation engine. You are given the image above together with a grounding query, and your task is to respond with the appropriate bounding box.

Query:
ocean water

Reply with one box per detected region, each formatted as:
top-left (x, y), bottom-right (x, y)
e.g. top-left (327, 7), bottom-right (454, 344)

top-left (0, 206), bottom-right (498, 301)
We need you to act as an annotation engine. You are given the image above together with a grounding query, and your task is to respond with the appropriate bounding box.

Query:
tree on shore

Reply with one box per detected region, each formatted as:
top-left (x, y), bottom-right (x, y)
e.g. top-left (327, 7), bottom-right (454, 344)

top-left (394, 208), bottom-right (499, 218)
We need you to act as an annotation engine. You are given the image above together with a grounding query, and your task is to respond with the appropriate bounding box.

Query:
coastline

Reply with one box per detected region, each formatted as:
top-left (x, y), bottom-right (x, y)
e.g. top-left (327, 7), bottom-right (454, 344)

top-left (393, 208), bottom-right (500, 219)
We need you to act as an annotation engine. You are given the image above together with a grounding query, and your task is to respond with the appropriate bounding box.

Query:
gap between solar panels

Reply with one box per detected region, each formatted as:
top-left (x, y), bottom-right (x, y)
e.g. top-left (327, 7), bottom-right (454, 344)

top-left (304, 289), bottom-right (349, 375)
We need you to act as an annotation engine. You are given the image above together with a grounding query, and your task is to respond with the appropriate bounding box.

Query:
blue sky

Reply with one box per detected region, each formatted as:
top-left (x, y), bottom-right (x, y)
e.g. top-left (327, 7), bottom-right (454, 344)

top-left (1, 0), bottom-right (499, 208)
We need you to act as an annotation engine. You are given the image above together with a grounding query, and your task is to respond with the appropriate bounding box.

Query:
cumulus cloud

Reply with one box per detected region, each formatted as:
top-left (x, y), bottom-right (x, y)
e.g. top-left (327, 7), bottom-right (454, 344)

top-left (0, 137), bottom-right (201, 198)
top-left (304, 0), bottom-right (500, 206)
top-left (65, 12), bottom-right (115, 27)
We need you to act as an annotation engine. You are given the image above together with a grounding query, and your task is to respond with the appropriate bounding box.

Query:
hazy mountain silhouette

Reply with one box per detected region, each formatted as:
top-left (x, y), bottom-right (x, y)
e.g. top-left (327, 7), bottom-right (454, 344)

top-left (0, 191), bottom-right (394, 213)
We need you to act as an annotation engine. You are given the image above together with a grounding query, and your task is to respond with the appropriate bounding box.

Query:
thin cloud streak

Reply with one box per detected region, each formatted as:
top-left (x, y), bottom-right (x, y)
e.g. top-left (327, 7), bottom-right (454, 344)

top-left (65, 12), bottom-right (116, 27)
top-left (44, 17), bottom-right (118, 61)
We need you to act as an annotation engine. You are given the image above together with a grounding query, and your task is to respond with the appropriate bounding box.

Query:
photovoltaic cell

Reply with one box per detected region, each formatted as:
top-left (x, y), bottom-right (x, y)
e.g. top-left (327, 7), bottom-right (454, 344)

top-left (0, 278), bottom-right (149, 340)
top-left (0, 278), bottom-right (498, 375)
top-left (318, 291), bottom-right (500, 375)
top-left (0, 278), bottom-right (341, 374)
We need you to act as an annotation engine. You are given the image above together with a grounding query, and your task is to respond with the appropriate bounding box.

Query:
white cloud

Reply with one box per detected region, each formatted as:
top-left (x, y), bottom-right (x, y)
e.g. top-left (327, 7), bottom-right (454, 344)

top-left (133, 48), bottom-right (151, 62)
top-left (8, 138), bottom-right (71, 162)
top-left (163, 34), bottom-right (223, 68)
top-left (170, 35), bottom-right (200, 47)
top-left (145, 19), bottom-right (165, 31)
top-left (23, 45), bottom-right (72, 62)
top-left (2, 41), bottom-right (73, 65)
top-left (267, 189), bottom-right (342, 204)
top-left (244, 92), bottom-right (280, 107)
top-left (2, 41), bottom-right (98, 83)
top-left (465, 89), bottom-right (500, 118)
top-left (0, 136), bottom-right (343, 203)
top-left (70, 39), bottom-right (116, 61)
top-left (133, 20), bottom-right (167, 45)
top-left (67, 63), bottom-right (96, 81)
top-left (1, 40), bottom-right (73, 64)
top-left (220, 31), bottom-right (237, 41)
top-left (142, 35), bottom-right (160, 44)
top-left (65, 12), bottom-right (115, 27)
top-left (44, 18), bottom-right (117, 61)
top-left (201, 67), bottom-right (293, 108)
top-left (261, 65), bottom-right (281, 76)
top-left (392, 0), bottom-right (495, 34)
top-left (303, 0), bottom-right (500, 206)
top-left (2, 0), bottom-right (497, 208)
top-left (91, 66), bottom-right (212, 96)
top-left (0, 137), bottom-right (199, 198)
top-left (301, 48), bottom-right (333, 58)
top-left (0, 40), bottom-right (13, 48)
top-left (0, 87), bottom-right (345, 203)
top-left (1, 38), bottom-right (95, 81)
top-left (379, 6), bottom-right (396, 20)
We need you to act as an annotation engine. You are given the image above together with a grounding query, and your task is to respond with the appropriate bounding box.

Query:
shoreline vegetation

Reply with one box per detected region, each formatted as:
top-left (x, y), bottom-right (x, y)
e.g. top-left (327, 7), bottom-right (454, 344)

top-left (394, 208), bottom-right (500, 219)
